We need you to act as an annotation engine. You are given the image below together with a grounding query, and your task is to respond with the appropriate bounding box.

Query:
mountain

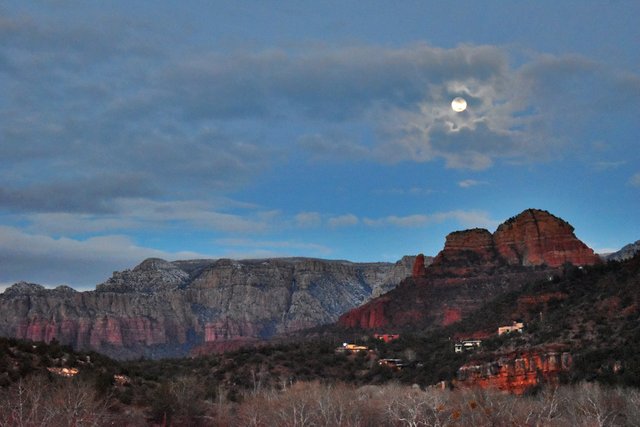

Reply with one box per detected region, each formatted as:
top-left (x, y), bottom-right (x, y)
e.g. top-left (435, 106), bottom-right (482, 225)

top-left (604, 240), bottom-right (640, 262)
top-left (0, 257), bottom-right (413, 359)
top-left (338, 209), bottom-right (601, 331)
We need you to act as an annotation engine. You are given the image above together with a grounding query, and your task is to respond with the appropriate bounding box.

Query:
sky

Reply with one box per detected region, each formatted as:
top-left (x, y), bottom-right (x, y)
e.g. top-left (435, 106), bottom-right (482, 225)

top-left (1, 1), bottom-right (639, 290)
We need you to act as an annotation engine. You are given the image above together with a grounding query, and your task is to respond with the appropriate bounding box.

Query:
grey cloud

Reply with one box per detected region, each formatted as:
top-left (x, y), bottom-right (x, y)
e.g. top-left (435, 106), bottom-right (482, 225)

top-left (297, 133), bottom-right (371, 161)
top-left (0, 225), bottom-right (207, 289)
top-left (0, 174), bottom-right (156, 214)
top-left (162, 43), bottom-right (508, 121)
top-left (2, 4), bottom-right (638, 215)
top-left (23, 198), bottom-right (276, 235)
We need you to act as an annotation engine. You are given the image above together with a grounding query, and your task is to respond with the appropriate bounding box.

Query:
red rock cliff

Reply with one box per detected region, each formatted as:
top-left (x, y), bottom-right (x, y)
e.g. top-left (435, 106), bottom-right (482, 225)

top-left (430, 228), bottom-right (500, 277)
top-left (337, 209), bottom-right (600, 331)
top-left (494, 209), bottom-right (600, 267)
top-left (412, 254), bottom-right (427, 277)
top-left (456, 349), bottom-right (572, 394)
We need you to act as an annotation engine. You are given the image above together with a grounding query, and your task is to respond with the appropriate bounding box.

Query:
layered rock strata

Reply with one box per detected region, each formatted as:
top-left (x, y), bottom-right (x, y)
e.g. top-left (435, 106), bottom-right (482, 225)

top-left (338, 209), bottom-right (600, 330)
top-left (456, 350), bottom-right (572, 394)
top-left (0, 257), bottom-right (412, 359)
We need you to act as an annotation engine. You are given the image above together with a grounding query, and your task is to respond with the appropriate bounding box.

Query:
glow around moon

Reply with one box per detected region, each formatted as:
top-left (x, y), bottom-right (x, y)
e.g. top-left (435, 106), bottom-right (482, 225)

top-left (451, 97), bottom-right (467, 112)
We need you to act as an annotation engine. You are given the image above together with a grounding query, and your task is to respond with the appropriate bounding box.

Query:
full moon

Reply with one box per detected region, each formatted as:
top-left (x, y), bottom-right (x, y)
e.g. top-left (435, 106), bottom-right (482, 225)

top-left (451, 97), bottom-right (467, 112)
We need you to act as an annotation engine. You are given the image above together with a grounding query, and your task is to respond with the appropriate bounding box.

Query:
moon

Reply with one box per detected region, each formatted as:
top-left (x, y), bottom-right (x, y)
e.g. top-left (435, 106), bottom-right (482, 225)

top-left (451, 97), bottom-right (467, 112)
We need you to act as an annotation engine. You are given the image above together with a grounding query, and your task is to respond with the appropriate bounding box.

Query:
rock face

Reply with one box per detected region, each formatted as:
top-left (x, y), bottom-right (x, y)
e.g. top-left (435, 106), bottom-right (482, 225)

top-left (412, 254), bottom-right (428, 278)
top-left (0, 257), bottom-right (412, 359)
top-left (456, 349), bottom-right (572, 394)
top-left (338, 209), bottom-right (600, 330)
top-left (493, 209), bottom-right (600, 267)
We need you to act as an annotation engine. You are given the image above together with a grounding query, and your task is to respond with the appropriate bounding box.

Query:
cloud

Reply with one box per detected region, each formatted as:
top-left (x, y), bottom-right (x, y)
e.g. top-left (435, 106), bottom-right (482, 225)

top-left (593, 160), bottom-right (626, 171)
top-left (629, 173), bottom-right (640, 187)
top-left (297, 133), bottom-right (371, 162)
top-left (364, 214), bottom-right (430, 227)
top-left (458, 179), bottom-right (488, 188)
top-left (327, 214), bottom-right (359, 228)
top-left (373, 187), bottom-right (436, 196)
top-left (364, 210), bottom-right (499, 229)
top-left (295, 211), bottom-right (322, 228)
top-left (0, 226), bottom-right (207, 289)
top-left (0, 174), bottom-right (156, 214)
top-left (214, 238), bottom-right (331, 256)
top-left (3, 9), bottom-right (638, 221)
top-left (23, 198), bottom-right (274, 235)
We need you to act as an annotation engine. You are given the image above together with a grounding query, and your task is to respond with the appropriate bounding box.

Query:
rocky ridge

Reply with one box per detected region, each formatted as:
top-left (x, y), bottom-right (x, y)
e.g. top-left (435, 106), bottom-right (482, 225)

top-left (0, 257), bottom-right (412, 359)
top-left (338, 209), bottom-right (601, 330)
top-left (604, 240), bottom-right (640, 262)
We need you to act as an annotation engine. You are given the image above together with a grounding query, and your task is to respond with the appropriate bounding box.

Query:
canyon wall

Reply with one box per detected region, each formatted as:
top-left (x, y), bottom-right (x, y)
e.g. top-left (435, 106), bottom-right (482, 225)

top-left (456, 350), bottom-right (572, 394)
top-left (0, 257), bottom-right (412, 359)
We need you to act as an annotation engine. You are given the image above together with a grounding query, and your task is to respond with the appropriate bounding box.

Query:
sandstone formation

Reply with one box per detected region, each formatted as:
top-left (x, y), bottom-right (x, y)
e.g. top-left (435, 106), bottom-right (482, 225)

top-left (456, 349), bottom-right (572, 394)
top-left (0, 257), bottom-right (412, 359)
top-left (338, 209), bottom-right (601, 330)
top-left (412, 254), bottom-right (428, 278)
top-left (493, 209), bottom-right (600, 267)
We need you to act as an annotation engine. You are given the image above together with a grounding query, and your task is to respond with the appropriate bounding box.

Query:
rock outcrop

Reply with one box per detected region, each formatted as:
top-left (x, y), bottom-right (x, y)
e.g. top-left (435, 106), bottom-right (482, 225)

top-left (493, 209), bottom-right (600, 267)
top-left (0, 257), bottom-right (412, 359)
top-left (412, 254), bottom-right (428, 278)
top-left (456, 349), bottom-right (572, 394)
top-left (338, 209), bottom-right (600, 330)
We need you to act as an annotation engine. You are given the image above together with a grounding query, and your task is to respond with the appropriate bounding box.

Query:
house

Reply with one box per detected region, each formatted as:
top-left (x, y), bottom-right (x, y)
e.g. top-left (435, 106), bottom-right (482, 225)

top-left (378, 358), bottom-right (406, 370)
top-left (498, 321), bottom-right (524, 335)
top-left (336, 343), bottom-right (369, 353)
top-left (454, 339), bottom-right (482, 353)
top-left (113, 374), bottom-right (131, 386)
top-left (47, 367), bottom-right (79, 377)
top-left (374, 333), bottom-right (400, 343)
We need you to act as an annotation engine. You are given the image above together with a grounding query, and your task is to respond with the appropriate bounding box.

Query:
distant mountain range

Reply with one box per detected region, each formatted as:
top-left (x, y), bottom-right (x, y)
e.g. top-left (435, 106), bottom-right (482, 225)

top-left (0, 257), bottom-right (416, 359)
top-left (602, 240), bottom-right (640, 262)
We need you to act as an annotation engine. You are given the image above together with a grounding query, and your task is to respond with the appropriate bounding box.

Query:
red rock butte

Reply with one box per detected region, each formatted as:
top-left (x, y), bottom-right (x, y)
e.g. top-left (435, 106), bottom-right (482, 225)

top-left (338, 209), bottom-right (601, 330)
top-left (493, 209), bottom-right (600, 267)
top-left (432, 208), bottom-right (600, 270)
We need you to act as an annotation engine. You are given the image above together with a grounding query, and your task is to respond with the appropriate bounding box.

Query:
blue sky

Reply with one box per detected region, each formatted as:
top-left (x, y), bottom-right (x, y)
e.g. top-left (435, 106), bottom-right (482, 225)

top-left (1, 1), bottom-right (639, 289)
